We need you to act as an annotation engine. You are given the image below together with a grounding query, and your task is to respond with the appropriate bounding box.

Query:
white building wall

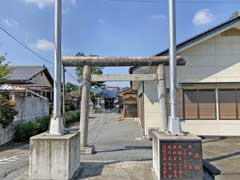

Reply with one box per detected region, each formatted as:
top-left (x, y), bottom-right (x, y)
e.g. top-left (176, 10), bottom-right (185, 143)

top-left (165, 34), bottom-right (240, 86)
top-left (143, 32), bottom-right (240, 136)
top-left (14, 95), bottom-right (49, 122)
top-left (143, 81), bottom-right (162, 136)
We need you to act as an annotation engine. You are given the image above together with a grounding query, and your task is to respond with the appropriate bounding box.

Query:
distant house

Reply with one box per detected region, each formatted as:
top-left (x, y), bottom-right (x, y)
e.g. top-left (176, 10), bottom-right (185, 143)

top-left (118, 88), bottom-right (138, 119)
top-left (102, 87), bottom-right (120, 109)
top-left (0, 66), bottom-right (53, 122)
top-left (132, 15), bottom-right (240, 136)
top-left (91, 86), bottom-right (121, 111)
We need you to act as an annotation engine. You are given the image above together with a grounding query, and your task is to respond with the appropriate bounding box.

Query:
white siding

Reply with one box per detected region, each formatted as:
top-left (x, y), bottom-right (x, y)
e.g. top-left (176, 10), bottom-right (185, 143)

top-left (181, 120), bottom-right (240, 136)
top-left (143, 81), bottom-right (162, 136)
top-left (143, 31), bottom-right (240, 136)
top-left (165, 34), bottom-right (240, 86)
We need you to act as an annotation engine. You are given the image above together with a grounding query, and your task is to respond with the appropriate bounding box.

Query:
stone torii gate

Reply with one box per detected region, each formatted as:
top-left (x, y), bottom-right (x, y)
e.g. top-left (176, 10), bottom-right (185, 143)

top-left (30, 0), bottom-right (205, 179)
top-left (62, 56), bottom-right (185, 153)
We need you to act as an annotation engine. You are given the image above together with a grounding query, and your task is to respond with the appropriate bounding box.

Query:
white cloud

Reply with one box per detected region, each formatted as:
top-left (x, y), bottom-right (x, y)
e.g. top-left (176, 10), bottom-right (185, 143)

top-left (69, 0), bottom-right (77, 5)
top-left (151, 14), bottom-right (166, 20)
top-left (24, 0), bottom-right (78, 9)
top-left (1, 18), bottom-right (19, 28)
top-left (24, 0), bottom-right (54, 9)
top-left (98, 19), bottom-right (105, 24)
top-left (32, 39), bottom-right (54, 51)
top-left (193, 9), bottom-right (214, 26)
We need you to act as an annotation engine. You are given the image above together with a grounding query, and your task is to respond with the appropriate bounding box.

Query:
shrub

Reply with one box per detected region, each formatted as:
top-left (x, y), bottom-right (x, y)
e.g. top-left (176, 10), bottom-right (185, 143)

top-left (65, 111), bottom-right (80, 124)
top-left (65, 102), bottom-right (77, 111)
top-left (14, 113), bottom-right (80, 142)
top-left (0, 95), bottom-right (18, 128)
top-left (14, 116), bottom-right (50, 142)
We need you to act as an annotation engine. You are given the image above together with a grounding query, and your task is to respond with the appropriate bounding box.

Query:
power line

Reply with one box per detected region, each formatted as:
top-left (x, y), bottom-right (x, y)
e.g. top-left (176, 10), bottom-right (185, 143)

top-left (67, 70), bottom-right (79, 82)
top-left (0, 23), bottom-right (53, 65)
top-left (0, 23), bottom-right (79, 82)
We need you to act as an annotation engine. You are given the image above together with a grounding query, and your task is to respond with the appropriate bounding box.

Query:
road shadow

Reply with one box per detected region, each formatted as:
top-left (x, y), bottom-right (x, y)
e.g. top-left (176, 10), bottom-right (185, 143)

top-left (96, 145), bottom-right (152, 153)
top-left (0, 142), bottom-right (29, 152)
top-left (201, 137), bottom-right (226, 144)
top-left (206, 151), bottom-right (240, 162)
top-left (203, 160), bottom-right (221, 179)
top-left (74, 158), bottom-right (152, 180)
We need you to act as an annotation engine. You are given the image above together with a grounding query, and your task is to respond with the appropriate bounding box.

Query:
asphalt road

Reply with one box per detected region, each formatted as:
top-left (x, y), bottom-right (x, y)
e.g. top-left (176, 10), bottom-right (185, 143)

top-left (0, 143), bottom-right (29, 180)
top-left (0, 113), bottom-right (240, 179)
top-left (0, 113), bottom-right (153, 180)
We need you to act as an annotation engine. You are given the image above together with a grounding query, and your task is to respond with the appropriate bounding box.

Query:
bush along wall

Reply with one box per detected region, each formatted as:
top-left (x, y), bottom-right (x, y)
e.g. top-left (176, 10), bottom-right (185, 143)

top-left (14, 112), bottom-right (80, 142)
top-left (65, 111), bottom-right (80, 124)
top-left (14, 116), bottom-right (50, 142)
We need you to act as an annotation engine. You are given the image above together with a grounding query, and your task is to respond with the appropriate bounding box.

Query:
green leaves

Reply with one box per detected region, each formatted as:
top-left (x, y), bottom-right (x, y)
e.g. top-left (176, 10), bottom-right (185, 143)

top-left (75, 52), bottom-right (104, 88)
top-left (0, 56), bottom-right (15, 128)
top-left (0, 56), bottom-right (10, 83)
top-left (0, 94), bottom-right (18, 128)
top-left (14, 116), bottom-right (50, 142)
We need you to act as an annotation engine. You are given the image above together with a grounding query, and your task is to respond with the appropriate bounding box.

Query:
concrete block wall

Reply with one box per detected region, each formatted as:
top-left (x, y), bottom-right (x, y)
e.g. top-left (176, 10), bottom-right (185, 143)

top-left (14, 96), bottom-right (49, 122)
top-left (0, 124), bottom-right (14, 145)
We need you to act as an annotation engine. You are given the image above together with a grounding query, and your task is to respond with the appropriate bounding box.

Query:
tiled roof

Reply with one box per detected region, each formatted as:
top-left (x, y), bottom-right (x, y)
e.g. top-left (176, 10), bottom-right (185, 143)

top-left (8, 66), bottom-right (46, 81)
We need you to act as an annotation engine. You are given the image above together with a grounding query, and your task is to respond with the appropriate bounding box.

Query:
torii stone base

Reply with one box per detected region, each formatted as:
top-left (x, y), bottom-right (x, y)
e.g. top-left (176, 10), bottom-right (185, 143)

top-left (29, 132), bottom-right (81, 180)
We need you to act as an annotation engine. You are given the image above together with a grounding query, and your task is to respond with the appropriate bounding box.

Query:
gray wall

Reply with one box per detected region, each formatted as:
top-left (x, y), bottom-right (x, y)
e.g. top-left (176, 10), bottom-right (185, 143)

top-left (0, 95), bottom-right (50, 145)
top-left (0, 124), bottom-right (14, 145)
top-left (14, 95), bottom-right (49, 122)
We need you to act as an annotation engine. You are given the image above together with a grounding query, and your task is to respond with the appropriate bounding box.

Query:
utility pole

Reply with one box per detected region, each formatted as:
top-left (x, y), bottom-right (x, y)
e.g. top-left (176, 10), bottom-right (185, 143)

top-left (49, 0), bottom-right (64, 135)
top-left (168, 0), bottom-right (183, 135)
top-left (62, 66), bottom-right (66, 125)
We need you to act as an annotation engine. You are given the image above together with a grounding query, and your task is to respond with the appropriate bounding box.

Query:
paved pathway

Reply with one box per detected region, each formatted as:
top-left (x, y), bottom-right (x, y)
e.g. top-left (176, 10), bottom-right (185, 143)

top-left (202, 137), bottom-right (240, 180)
top-left (0, 143), bottom-right (29, 180)
top-left (72, 113), bottom-right (154, 180)
top-left (0, 113), bottom-right (240, 179)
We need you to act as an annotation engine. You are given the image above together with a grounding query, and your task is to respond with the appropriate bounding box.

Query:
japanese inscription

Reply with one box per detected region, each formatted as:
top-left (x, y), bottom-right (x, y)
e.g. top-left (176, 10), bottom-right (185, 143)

top-left (160, 141), bottom-right (202, 180)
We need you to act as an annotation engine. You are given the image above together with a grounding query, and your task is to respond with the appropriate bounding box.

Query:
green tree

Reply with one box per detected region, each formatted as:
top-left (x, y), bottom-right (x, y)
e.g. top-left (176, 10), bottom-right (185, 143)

top-left (0, 56), bottom-right (10, 83)
top-left (75, 52), bottom-right (105, 88)
top-left (65, 82), bottom-right (79, 93)
top-left (0, 56), bottom-right (17, 128)
top-left (0, 95), bottom-right (18, 128)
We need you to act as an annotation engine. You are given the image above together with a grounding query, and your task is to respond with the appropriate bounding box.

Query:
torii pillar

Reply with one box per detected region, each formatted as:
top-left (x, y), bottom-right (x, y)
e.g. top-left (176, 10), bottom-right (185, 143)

top-left (80, 65), bottom-right (95, 154)
top-left (157, 64), bottom-right (168, 131)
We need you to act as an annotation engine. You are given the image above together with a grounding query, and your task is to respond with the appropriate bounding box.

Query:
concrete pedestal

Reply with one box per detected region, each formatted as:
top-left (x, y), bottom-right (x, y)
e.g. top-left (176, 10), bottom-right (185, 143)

top-left (80, 145), bottom-right (96, 155)
top-left (152, 131), bottom-right (203, 180)
top-left (29, 132), bottom-right (80, 180)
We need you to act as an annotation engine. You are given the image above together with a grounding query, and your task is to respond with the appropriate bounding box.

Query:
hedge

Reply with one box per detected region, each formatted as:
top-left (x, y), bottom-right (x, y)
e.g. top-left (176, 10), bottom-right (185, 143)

top-left (14, 116), bottom-right (50, 142)
top-left (14, 112), bottom-right (80, 142)
top-left (65, 111), bottom-right (80, 124)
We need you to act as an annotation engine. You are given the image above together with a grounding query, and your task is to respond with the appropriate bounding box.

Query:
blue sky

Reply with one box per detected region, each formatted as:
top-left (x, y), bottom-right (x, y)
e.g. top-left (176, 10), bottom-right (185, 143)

top-left (0, 0), bottom-right (240, 87)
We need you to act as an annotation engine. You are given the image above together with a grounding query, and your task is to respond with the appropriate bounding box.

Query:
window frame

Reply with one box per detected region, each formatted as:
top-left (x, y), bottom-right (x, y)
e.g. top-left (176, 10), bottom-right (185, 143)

top-left (183, 89), bottom-right (216, 120)
top-left (218, 89), bottom-right (239, 120)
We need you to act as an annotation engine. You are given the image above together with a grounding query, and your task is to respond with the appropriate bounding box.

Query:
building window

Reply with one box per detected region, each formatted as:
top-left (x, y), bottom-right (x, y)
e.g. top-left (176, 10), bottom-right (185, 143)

top-left (237, 90), bottom-right (240, 120)
top-left (183, 90), bottom-right (216, 120)
top-left (184, 90), bottom-right (198, 120)
top-left (198, 90), bottom-right (216, 120)
top-left (219, 89), bottom-right (238, 120)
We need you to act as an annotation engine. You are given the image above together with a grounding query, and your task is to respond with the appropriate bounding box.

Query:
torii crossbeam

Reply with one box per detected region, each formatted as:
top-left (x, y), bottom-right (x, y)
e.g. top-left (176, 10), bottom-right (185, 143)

top-left (62, 56), bottom-right (185, 67)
